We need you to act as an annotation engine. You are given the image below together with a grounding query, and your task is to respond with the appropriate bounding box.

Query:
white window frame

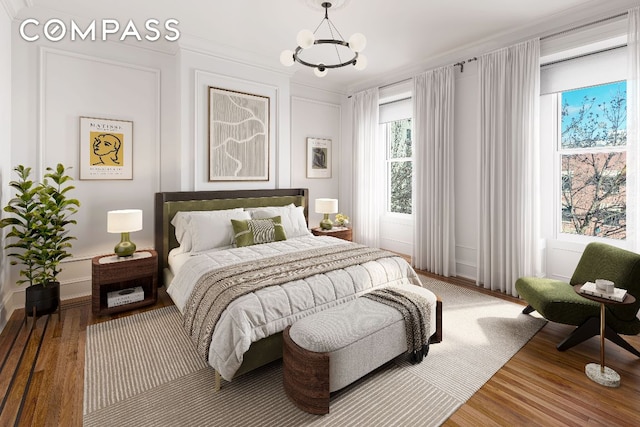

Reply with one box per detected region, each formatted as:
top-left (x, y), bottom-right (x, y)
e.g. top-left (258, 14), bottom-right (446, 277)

top-left (553, 82), bottom-right (628, 243)
top-left (381, 119), bottom-right (413, 216)
top-left (378, 88), bottom-right (412, 218)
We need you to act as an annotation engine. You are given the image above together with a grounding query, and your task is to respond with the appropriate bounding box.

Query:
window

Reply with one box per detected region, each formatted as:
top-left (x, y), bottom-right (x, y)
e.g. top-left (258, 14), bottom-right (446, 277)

top-left (558, 81), bottom-right (627, 240)
top-left (382, 118), bottom-right (412, 214)
top-left (379, 86), bottom-right (412, 216)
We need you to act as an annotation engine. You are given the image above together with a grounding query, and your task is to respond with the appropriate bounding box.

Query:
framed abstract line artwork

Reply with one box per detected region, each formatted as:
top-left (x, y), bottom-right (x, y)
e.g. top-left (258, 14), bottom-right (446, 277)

top-left (79, 117), bottom-right (133, 180)
top-left (306, 137), bottom-right (331, 178)
top-left (208, 86), bottom-right (270, 181)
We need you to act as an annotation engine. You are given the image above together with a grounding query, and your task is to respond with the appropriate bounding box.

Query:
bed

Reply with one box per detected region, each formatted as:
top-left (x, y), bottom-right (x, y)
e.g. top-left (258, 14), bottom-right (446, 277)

top-left (154, 189), bottom-right (440, 387)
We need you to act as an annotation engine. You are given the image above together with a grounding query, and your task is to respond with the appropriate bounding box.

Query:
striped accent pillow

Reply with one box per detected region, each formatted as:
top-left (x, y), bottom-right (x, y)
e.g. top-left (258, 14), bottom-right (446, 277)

top-left (231, 216), bottom-right (287, 247)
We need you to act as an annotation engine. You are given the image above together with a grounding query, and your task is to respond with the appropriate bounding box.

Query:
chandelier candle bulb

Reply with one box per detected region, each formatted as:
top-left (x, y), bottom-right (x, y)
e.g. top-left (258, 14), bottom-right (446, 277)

top-left (280, 50), bottom-right (295, 66)
top-left (348, 33), bottom-right (366, 52)
top-left (314, 67), bottom-right (328, 77)
top-left (296, 29), bottom-right (315, 49)
top-left (354, 54), bottom-right (367, 70)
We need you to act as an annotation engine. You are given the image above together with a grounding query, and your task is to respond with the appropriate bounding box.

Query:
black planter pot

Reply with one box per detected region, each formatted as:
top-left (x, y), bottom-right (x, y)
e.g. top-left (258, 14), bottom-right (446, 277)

top-left (25, 282), bottom-right (60, 317)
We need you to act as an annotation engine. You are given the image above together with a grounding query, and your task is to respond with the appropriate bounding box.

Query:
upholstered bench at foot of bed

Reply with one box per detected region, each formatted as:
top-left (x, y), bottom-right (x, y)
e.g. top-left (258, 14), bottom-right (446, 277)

top-left (282, 286), bottom-right (440, 415)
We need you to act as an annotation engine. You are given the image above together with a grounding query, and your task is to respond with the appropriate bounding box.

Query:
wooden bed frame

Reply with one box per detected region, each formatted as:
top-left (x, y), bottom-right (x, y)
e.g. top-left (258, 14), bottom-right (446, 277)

top-left (153, 188), bottom-right (441, 387)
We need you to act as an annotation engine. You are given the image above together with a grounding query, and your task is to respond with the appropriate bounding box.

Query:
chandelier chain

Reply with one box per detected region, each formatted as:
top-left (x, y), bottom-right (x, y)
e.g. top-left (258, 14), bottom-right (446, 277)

top-left (326, 18), bottom-right (343, 64)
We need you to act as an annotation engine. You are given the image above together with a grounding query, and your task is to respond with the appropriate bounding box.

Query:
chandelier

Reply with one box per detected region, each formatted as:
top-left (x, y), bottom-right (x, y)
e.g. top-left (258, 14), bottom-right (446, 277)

top-left (280, 1), bottom-right (367, 77)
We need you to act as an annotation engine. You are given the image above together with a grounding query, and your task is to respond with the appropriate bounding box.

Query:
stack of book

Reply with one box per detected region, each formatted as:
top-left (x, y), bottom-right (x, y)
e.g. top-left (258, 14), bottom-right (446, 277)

top-left (579, 282), bottom-right (627, 302)
top-left (107, 286), bottom-right (145, 307)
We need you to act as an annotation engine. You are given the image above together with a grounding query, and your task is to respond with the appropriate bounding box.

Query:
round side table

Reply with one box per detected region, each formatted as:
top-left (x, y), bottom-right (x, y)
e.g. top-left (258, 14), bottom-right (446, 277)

top-left (573, 284), bottom-right (636, 387)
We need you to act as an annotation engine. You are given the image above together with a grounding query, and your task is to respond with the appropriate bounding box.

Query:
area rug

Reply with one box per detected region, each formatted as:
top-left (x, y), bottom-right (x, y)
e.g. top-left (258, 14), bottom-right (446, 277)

top-left (83, 277), bottom-right (546, 427)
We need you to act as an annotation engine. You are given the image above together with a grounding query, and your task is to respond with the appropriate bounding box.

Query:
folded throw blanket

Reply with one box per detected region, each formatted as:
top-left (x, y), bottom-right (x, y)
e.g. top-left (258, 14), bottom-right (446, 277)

top-left (363, 287), bottom-right (432, 363)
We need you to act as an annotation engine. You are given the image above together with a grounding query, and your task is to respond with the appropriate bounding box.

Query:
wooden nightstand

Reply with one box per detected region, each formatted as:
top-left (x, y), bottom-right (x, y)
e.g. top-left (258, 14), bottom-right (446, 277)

top-left (91, 250), bottom-right (158, 315)
top-left (311, 227), bottom-right (353, 242)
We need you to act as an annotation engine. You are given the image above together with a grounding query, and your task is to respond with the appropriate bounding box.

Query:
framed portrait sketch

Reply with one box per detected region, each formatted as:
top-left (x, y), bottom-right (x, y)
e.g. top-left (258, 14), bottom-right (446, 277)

top-left (306, 137), bottom-right (331, 179)
top-left (208, 86), bottom-right (270, 181)
top-left (79, 117), bottom-right (133, 180)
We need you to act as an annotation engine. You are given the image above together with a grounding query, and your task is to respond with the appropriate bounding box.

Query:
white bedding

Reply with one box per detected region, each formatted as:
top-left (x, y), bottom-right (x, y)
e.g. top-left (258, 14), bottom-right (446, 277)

top-left (167, 235), bottom-right (432, 381)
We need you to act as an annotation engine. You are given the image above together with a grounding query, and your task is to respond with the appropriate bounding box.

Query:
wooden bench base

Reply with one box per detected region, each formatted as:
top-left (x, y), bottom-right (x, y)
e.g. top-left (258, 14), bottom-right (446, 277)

top-left (283, 297), bottom-right (442, 414)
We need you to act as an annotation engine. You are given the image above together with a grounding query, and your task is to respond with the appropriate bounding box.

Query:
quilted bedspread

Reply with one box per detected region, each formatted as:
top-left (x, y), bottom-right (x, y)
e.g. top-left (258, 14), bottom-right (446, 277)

top-left (167, 235), bottom-right (427, 381)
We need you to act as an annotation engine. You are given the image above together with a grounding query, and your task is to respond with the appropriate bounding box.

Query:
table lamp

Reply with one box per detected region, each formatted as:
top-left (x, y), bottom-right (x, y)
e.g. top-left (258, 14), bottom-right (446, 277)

top-left (315, 198), bottom-right (338, 230)
top-left (107, 209), bottom-right (143, 257)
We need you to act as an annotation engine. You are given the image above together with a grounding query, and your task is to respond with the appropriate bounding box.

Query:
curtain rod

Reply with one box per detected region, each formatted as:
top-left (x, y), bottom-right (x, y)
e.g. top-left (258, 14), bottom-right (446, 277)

top-left (378, 78), bottom-right (412, 91)
top-left (541, 11), bottom-right (628, 41)
top-left (453, 57), bottom-right (477, 73)
top-left (541, 44), bottom-right (626, 68)
top-left (349, 56), bottom-right (479, 98)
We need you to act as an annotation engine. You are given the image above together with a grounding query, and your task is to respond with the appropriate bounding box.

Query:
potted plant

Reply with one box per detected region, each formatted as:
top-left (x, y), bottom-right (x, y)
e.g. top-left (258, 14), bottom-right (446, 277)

top-left (0, 164), bottom-right (80, 317)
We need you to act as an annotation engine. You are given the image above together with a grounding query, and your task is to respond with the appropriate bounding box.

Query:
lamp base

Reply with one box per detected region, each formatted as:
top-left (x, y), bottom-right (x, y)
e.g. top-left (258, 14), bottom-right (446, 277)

top-left (114, 232), bottom-right (136, 257)
top-left (320, 214), bottom-right (333, 230)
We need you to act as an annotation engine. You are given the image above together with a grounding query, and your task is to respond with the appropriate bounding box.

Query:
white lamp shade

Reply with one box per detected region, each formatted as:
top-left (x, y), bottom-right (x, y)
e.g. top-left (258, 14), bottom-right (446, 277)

top-left (354, 53), bottom-right (367, 70)
top-left (280, 49), bottom-right (295, 66)
top-left (348, 33), bottom-right (367, 52)
top-left (296, 29), bottom-right (315, 49)
top-left (107, 209), bottom-right (143, 233)
top-left (315, 198), bottom-right (338, 214)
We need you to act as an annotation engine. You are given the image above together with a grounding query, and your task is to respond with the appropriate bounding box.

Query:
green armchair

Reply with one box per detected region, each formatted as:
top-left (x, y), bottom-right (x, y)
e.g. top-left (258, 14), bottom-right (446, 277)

top-left (515, 242), bottom-right (640, 357)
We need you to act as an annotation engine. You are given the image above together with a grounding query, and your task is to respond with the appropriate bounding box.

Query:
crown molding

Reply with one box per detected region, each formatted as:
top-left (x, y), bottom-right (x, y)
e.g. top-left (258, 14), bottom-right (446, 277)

top-left (178, 33), bottom-right (296, 79)
top-left (179, 34), bottom-right (350, 97)
top-left (1, 0), bottom-right (31, 19)
top-left (290, 74), bottom-right (348, 97)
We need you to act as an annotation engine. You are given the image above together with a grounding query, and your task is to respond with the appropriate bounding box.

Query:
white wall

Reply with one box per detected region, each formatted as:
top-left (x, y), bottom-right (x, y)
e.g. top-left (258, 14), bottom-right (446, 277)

top-left (0, 4), bottom-right (13, 330)
top-left (6, 12), bottom-right (179, 313)
top-left (379, 215), bottom-right (413, 255)
top-left (2, 10), bottom-right (344, 324)
top-left (290, 83), bottom-right (344, 227)
top-left (179, 45), bottom-right (292, 191)
top-left (453, 63), bottom-right (480, 280)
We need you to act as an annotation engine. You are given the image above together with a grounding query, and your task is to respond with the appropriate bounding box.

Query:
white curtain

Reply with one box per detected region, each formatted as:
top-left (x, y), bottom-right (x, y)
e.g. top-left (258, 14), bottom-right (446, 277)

top-left (477, 39), bottom-right (541, 296)
top-left (352, 88), bottom-right (382, 248)
top-left (628, 7), bottom-right (640, 253)
top-left (412, 67), bottom-right (456, 276)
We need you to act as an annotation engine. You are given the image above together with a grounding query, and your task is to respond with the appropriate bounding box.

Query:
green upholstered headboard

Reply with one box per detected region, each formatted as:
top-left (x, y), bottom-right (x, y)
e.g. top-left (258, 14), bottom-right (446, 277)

top-left (154, 189), bottom-right (309, 286)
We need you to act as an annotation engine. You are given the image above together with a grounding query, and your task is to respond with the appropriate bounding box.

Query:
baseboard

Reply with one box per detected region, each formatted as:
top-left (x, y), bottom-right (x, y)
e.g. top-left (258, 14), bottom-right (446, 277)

top-left (6, 277), bottom-right (92, 321)
top-left (416, 269), bottom-right (524, 305)
top-left (0, 290), bottom-right (12, 334)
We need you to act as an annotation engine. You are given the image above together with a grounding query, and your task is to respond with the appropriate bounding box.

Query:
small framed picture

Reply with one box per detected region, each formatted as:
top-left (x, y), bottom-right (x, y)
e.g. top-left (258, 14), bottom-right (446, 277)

top-left (306, 137), bottom-right (331, 179)
top-left (79, 117), bottom-right (133, 180)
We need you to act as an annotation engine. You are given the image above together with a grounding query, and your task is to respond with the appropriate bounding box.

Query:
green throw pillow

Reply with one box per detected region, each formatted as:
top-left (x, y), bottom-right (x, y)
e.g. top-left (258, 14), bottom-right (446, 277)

top-left (231, 216), bottom-right (287, 247)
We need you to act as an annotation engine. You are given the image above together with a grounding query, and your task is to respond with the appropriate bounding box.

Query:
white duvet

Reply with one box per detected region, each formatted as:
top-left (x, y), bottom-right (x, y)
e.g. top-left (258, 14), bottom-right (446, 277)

top-left (167, 235), bottom-right (427, 381)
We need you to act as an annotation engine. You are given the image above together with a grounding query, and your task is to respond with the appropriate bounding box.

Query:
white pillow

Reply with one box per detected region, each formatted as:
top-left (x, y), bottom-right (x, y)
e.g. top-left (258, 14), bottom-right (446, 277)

top-left (170, 208), bottom-right (246, 252)
top-left (189, 210), bottom-right (251, 252)
top-left (248, 204), bottom-right (311, 238)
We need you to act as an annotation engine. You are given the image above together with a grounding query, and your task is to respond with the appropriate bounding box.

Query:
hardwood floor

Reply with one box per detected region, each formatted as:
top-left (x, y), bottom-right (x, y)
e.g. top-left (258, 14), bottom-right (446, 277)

top-left (1, 281), bottom-right (639, 426)
top-left (0, 290), bottom-right (174, 427)
top-left (426, 274), bottom-right (640, 427)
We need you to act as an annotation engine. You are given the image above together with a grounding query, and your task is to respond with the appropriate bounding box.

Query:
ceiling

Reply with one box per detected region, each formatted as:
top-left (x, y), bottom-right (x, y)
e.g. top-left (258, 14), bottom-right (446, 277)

top-left (15, 0), bottom-right (640, 92)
